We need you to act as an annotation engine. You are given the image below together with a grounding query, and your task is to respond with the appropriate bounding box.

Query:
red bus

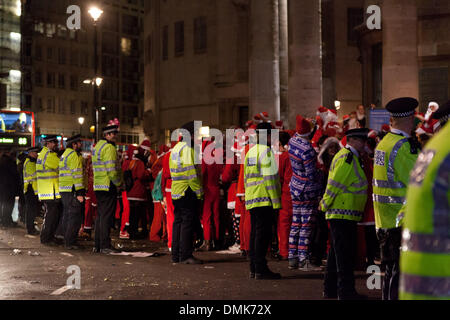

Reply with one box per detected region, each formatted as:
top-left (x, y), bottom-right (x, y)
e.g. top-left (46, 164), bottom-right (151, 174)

top-left (0, 110), bottom-right (35, 151)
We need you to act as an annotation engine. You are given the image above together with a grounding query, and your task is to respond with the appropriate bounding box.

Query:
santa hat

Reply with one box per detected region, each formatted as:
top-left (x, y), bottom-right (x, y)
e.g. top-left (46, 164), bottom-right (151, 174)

top-left (275, 120), bottom-right (284, 130)
top-left (368, 130), bottom-right (378, 139)
top-left (296, 115), bottom-right (312, 137)
top-left (425, 102), bottom-right (439, 121)
top-left (127, 145), bottom-right (138, 160)
top-left (140, 138), bottom-right (152, 151)
top-left (245, 120), bottom-right (255, 129)
top-left (343, 115), bottom-right (350, 122)
top-left (254, 112), bottom-right (271, 123)
top-left (381, 124), bottom-right (391, 133)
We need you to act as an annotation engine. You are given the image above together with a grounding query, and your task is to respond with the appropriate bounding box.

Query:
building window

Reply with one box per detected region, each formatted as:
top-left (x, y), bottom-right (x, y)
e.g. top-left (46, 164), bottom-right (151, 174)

top-left (174, 21), bottom-right (184, 57)
top-left (70, 100), bottom-right (77, 114)
top-left (123, 105), bottom-right (139, 126)
top-left (194, 17), bottom-right (207, 54)
top-left (58, 48), bottom-right (66, 64)
top-left (347, 8), bottom-right (364, 46)
top-left (58, 98), bottom-right (66, 114)
top-left (47, 97), bottom-right (55, 113)
top-left (81, 101), bottom-right (89, 116)
top-left (47, 72), bottom-right (55, 88)
top-left (35, 45), bottom-right (42, 61)
top-left (35, 97), bottom-right (43, 111)
top-left (70, 75), bottom-right (78, 91)
top-left (58, 74), bottom-right (65, 89)
top-left (35, 71), bottom-right (42, 86)
top-left (162, 25), bottom-right (168, 60)
top-left (47, 47), bottom-right (53, 61)
top-left (80, 52), bottom-right (89, 68)
top-left (70, 50), bottom-right (78, 66)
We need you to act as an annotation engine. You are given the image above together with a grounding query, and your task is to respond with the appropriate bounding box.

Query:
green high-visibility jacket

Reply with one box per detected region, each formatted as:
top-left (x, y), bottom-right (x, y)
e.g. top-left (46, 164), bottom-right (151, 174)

top-left (93, 140), bottom-right (122, 191)
top-left (399, 122), bottom-right (450, 300)
top-left (36, 146), bottom-right (60, 201)
top-left (169, 141), bottom-right (203, 200)
top-left (59, 148), bottom-right (84, 193)
top-left (319, 148), bottom-right (368, 221)
top-left (244, 144), bottom-right (281, 210)
top-left (23, 158), bottom-right (37, 195)
top-left (373, 132), bottom-right (418, 229)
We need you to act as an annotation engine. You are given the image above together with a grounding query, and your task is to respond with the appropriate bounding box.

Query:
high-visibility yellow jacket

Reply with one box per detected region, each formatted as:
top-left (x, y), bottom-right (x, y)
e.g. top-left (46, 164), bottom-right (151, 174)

top-left (36, 146), bottom-right (60, 201)
top-left (169, 141), bottom-right (203, 200)
top-left (319, 148), bottom-right (368, 221)
top-left (23, 157), bottom-right (37, 195)
top-left (244, 144), bottom-right (281, 210)
top-left (400, 122), bottom-right (450, 300)
top-left (93, 139), bottom-right (122, 191)
top-left (373, 132), bottom-right (418, 229)
top-left (59, 148), bottom-right (84, 193)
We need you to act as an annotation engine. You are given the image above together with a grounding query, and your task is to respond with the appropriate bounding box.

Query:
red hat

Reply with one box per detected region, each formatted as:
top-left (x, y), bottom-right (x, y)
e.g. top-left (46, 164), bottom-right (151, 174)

top-left (368, 130), bottom-right (378, 139)
top-left (127, 145), bottom-right (138, 159)
top-left (381, 124), bottom-right (390, 133)
top-left (140, 138), bottom-right (151, 151)
top-left (254, 112), bottom-right (270, 123)
top-left (343, 115), bottom-right (350, 121)
top-left (340, 136), bottom-right (347, 149)
top-left (245, 120), bottom-right (255, 129)
top-left (275, 120), bottom-right (284, 130)
top-left (296, 115), bottom-right (312, 136)
top-left (317, 106), bottom-right (328, 114)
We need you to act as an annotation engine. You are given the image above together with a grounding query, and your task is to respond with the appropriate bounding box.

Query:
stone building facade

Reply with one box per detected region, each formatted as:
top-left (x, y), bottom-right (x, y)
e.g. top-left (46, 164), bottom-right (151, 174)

top-left (144, 0), bottom-right (450, 144)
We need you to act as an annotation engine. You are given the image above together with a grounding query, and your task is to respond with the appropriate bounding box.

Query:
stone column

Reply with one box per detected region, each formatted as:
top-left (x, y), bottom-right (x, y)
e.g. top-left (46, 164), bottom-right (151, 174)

top-left (249, 0), bottom-right (280, 121)
top-left (288, 0), bottom-right (322, 121)
top-left (279, 0), bottom-right (289, 122)
top-left (382, 0), bottom-right (419, 105)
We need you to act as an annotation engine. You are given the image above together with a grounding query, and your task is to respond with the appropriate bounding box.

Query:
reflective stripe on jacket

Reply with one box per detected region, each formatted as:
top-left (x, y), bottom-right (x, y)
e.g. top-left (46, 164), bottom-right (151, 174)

top-left (373, 132), bottom-right (418, 229)
top-left (59, 148), bottom-right (84, 193)
top-left (23, 158), bottom-right (37, 195)
top-left (319, 148), bottom-right (368, 222)
top-left (169, 141), bottom-right (203, 200)
top-left (400, 122), bottom-right (450, 300)
top-left (93, 140), bottom-right (122, 191)
top-left (244, 144), bottom-right (281, 210)
top-left (36, 146), bottom-right (60, 200)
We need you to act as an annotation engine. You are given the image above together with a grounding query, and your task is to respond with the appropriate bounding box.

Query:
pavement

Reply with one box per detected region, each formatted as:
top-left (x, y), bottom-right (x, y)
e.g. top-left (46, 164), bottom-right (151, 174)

top-left (0, 224), bottom-right (382, 300)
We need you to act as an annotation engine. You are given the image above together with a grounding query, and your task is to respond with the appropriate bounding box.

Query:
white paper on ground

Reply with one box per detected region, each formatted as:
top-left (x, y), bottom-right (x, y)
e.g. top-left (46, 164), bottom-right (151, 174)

top-left (109, 251), bottom-right (156, 258)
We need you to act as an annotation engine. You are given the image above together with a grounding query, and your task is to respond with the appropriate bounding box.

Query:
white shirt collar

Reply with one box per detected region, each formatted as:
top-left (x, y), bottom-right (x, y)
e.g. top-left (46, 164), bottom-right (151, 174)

top-left (391, 128), bottom-right (411, 138)
top-left (347, 145), bottom-right (359, 158)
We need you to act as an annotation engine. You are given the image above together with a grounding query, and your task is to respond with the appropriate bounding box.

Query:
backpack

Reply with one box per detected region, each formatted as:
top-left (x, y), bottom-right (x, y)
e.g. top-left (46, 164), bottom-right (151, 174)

top-left (124, 160), bottom-right (137, 192)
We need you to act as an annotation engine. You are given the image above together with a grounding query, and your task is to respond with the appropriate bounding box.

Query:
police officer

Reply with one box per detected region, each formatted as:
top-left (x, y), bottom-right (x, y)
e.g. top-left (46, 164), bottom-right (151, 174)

top-left (320, 128), bottom-right (369, 300)
top-left (93, 125), bottom-right (122, 254)
top-left (59, 135), bottom-right (85, 249)
top-left (399, 101), bottom-right (450, 300)
top-left (23, 146), bottom-right (40, 235)
top-left (373, 97), bottom-right (420, 300)
top-left (169, 121), bottom-right (204, 264)
top-left (37, 135), bottom-right (62, 245)
top-left (244, 122), bottom-right (282, 280)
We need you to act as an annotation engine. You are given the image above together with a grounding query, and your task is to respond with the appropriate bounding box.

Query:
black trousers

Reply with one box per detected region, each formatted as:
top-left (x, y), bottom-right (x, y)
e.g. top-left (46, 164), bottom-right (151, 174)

top-left (172, 188), bottom-right (198, 262)
top-left (40, 200), bottom-right (62, 243)
top-left (310, 210), bottom-right (329, 265)
top-left (364, 225), bottom-right (379, 264)
top-left (249, 206), bottom-right (274, 274)
top-left (95, 186), bottom-right (117, 250)
top-left (324, 219), bottom-right (357, 297)
top-left (24, 187), bottom-right (39, 234)
top-left (61, 192), bottom-right (84, 246)
top-left (129, 201), bottom-right (146, 238)
top-left (0, 193), bottom-right (15, 226)
top-left (377, 228), bottom-right (402, 300)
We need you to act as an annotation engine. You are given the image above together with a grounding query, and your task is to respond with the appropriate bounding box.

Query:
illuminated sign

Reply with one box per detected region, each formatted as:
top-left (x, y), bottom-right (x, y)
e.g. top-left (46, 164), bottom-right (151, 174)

top-left (0, 138), bottom-right (14, 144)
top-left (0, 135), bottom-right (31, 148)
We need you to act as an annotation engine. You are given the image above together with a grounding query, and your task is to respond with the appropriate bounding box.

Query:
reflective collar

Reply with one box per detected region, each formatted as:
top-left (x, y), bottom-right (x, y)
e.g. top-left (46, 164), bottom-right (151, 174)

top-left (347, 145), bottom-right (359, 158)
top-left (391, 128), bottom-right (411, 138)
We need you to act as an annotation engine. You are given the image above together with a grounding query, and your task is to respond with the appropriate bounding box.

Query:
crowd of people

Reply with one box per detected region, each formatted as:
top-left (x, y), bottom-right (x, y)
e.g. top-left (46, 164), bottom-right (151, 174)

top-left (0, 97), bottom-right (448, 301)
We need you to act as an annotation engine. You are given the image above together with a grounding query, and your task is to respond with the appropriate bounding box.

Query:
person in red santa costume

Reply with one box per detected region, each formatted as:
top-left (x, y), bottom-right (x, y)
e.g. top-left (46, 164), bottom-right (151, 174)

top-left (200, 139), bottom-right (224, 251)
top-left (222, 131), bottom-right (243, 252)
top-left (161, 140), bottom-right (178, 251)
top-left (149, 145), bottom-right (171, 242)
top-left (311, 106), bottom-right (328, 150)
top-left (276, 130), bottom-right (293, 260)
top-left (415, 102), bottom-right (441, 148)
top-left (81, 148), bottom-right (97, 239)
top-left (236, 122), bottom-right (258, 256)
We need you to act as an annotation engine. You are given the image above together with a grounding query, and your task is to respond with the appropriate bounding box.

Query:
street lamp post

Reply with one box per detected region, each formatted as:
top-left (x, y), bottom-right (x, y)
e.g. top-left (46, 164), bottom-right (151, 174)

top-left (88, 6), bottom-right (103, 142)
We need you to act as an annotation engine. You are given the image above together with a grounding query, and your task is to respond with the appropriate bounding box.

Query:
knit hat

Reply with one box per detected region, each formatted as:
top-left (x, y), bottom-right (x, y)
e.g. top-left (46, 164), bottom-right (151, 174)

top-left (296, 115), bottom-right (312, 136)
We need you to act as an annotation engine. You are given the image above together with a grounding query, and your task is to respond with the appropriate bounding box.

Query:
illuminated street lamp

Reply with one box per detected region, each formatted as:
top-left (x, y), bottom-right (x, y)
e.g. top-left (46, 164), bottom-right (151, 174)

top-left (88, 6), bottom-right (103, 142)
top-left (78, 117), bottom-right (85, 134)
top-left (334, 100), bottom-right (341, 111)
